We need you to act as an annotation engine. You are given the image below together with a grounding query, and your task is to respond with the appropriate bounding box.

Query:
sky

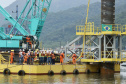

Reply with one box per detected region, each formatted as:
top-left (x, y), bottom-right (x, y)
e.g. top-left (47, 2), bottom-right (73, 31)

top-left (0, 0), bottom-right (16, 8)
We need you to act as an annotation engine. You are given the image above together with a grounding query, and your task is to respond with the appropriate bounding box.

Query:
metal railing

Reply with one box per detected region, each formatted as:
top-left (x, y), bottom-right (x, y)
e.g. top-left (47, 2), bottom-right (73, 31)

top-left (81, 51), bottom-right (126, 62)
top-left (122, 25), bottom-right (126, 33)
top-left (76, 23), bottom-right (126, 35)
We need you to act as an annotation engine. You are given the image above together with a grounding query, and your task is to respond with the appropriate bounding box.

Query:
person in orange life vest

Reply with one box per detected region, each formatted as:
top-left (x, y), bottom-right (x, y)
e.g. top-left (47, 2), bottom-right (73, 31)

top-left (10, 50), bottom-right (14, 64)
top-left (26, 36), bottom-right (31, 48)
top-left (60, 52), bottom-right (64, 64)
top-left (72, 53), bottom-right (77, 64)
top-left (23, 53), bottom-right (28, 63)
top-left (51, 51), bottom-right (55, 65)
top-left (40, 51), bottom-right (45, 65)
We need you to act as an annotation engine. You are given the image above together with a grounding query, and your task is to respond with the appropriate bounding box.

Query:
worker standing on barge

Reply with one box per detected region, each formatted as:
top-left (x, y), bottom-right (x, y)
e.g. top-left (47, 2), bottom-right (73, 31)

top-left (47, 51), bottom-right (52, 65)
top-left (51, 51), bottom-right (55, 65)
top-left (10, 50), bottom-right (14, 64)
top-left (27, 50), bottom-right (31, 64)
top-left (60, 52), bottom-right (64, 65)
top-left (19, 49), bottom-right (23, 64)
top-left (44, 50), bottom-right (47, 65)
top-left (41, 51), bottom-right (45, 65)
top-left (23, 53), bottom-right (28, 63)
top-left (72, 53), bottom-right (77, 64)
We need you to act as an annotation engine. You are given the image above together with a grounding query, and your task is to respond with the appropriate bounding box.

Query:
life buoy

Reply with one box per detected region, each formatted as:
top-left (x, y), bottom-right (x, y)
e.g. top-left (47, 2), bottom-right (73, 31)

top-left (3, 68), bottom-right (10, 75)
top-left (60, 70), bottom-right (66, 75)
top-left (73, 69), bottom-right (79, 74)
top-left (18, 70), bottom-right (25, 76)
top-left (85, 69), bottom-right (90, 74)
top-left (48, 70), bottom-right (54, 76)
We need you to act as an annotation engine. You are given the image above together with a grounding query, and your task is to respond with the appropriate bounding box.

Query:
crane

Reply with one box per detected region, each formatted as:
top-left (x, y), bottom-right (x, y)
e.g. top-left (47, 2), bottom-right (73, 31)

top-left (0, 0), bottom-right (52, 51)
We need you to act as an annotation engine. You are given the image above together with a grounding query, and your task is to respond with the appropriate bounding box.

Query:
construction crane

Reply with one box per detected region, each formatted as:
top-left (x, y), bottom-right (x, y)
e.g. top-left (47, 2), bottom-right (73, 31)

top-left (0, 0), bottom-right (52, 52)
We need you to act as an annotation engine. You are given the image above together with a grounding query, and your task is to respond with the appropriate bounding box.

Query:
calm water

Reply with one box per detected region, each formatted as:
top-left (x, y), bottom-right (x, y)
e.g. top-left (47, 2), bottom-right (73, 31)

top-left (0, 73), bottom-right (126, 84)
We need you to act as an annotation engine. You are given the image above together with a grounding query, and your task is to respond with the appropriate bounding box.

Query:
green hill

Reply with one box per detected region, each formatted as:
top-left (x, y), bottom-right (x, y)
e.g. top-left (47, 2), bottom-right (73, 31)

top-left (40, 2), bottom-right (101, 48)
top-left (41, 2), bottom-right (126, 49)
top-left (1, 1), bottom-right (126, 49)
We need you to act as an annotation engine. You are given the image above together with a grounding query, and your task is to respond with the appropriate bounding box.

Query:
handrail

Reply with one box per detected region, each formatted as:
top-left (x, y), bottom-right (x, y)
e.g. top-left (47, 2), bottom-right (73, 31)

top-left (76, 24), bottom-right (126, 35)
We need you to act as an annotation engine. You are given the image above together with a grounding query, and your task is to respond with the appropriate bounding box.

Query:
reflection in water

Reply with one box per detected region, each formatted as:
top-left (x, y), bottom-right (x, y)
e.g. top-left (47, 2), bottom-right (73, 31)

top-left (120, 72), bottom-right (126, 84)
top-left (0, 73), bottom-right (123, 84)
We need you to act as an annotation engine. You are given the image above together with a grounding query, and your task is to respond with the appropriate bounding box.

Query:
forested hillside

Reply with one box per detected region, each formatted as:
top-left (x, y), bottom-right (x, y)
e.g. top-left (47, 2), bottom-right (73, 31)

top-left (1, 1), bottom-right (126, 49)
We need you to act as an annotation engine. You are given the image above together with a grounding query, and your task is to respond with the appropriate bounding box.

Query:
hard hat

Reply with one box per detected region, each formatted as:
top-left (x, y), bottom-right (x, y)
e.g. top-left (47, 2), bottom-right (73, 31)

top-left (11, 50), bottom-right (14, 52)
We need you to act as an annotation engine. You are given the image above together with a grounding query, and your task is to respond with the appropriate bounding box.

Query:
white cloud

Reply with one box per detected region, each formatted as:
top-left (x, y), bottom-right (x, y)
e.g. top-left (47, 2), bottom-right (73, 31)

top-left (0, 0), bottom-right (16, 8)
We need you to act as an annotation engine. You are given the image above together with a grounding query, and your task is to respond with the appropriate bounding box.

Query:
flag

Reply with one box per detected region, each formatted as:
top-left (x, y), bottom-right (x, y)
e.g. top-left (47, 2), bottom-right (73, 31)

top-left (102, 24), bottom-right (112, 31)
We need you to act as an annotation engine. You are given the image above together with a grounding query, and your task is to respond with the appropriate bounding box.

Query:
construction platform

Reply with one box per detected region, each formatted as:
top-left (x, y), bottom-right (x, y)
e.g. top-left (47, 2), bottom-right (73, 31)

top-left (0, 63), bottom-right (120, 75)
top-left (65, 22), bottom-right (126, 63)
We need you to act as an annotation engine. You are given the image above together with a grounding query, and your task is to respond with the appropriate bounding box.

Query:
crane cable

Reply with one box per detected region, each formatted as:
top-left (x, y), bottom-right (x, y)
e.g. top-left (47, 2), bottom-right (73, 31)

top-left (76, 0), bottom-right (90, 61)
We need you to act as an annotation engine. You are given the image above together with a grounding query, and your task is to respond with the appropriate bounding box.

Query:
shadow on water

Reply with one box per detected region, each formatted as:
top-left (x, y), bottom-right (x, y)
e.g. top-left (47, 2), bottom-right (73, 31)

top-left (0, 73), bottom-right (123, 84)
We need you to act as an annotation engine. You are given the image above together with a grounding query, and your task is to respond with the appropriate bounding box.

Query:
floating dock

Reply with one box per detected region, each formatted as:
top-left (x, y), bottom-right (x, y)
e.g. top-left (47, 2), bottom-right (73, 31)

top-left (0, 63), bottom-right (120, 75)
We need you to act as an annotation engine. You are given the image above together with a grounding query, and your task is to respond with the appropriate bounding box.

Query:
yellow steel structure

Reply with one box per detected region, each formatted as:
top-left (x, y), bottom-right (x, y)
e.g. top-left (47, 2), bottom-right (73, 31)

top-left (76, 22), bottom-right (126, 63)
top-left (76, 22), bottom-right (126, 62)
top-left (80, 50), bottom-right (126, 62)
top-left (76, 23), bottom-right (126, 35)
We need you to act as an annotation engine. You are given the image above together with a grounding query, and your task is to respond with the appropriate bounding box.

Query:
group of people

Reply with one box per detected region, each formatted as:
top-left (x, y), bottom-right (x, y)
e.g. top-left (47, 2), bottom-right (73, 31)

top-left (18, 49), bottom-right (56, 65)
top-left (10, 49), bottom-right (77, 65)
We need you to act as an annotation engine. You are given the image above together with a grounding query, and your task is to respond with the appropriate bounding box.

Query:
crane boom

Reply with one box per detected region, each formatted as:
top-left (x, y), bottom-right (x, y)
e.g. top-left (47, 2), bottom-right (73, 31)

top-left (0, 0), bottom-right (52, 50)
top-left (0, 6), bottom-right (29, 36)
top-left (30, 0), bottom-right (52, 39)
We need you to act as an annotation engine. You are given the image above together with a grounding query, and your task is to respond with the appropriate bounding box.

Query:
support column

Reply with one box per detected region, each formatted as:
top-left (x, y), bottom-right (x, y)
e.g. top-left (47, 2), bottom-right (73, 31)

top-left (104, 35), bottom-right (106, 58)
top-left (99, 37), bottom-right (101, 60)
top-left (119, 36), bottom-right (122, 59)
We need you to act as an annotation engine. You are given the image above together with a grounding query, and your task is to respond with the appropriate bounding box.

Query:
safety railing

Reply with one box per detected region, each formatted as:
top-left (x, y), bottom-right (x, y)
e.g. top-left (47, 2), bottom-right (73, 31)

top-left (76, 22), bottom-right (97, 35)
top-left (101, 51), bottom-right (120, 59)
top-left (81, 51), bottom-right (126, 62)
top-left (83, 52), bottom-right (95, 59)
top-left (122, 25), bottom-right (126, 34)
top-left (112, 24), bottom-right (121, 31)
top-left (94, 27), bottom-right (101, 34)
top-left (76, 23), bottom-right (126, 35)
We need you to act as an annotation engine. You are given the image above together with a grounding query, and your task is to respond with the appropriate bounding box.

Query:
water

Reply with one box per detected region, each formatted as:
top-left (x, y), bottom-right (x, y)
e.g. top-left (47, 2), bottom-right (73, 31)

top-left (0, 73), bottom-right (125, 84)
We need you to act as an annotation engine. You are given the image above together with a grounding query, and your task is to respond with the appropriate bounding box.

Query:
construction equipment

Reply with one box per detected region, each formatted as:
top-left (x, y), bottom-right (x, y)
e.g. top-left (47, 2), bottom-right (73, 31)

top-left (0, 0), bottom-right (52, 51)
top-left (65, 0), bottom-right (126, 63)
